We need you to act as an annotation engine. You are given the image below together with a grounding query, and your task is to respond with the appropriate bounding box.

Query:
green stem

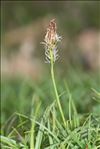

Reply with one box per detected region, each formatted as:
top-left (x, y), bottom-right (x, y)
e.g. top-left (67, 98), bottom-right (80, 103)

top-left (50, 50), bottom-right (66, 127)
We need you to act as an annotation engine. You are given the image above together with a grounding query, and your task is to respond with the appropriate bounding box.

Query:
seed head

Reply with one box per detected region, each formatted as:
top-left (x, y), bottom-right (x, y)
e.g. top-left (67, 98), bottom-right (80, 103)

top-left (41, 19), bottom-right (61, 63)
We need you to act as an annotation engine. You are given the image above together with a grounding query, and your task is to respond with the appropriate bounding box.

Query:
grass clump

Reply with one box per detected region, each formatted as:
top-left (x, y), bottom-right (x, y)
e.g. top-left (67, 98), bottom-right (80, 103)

top-left (1, 95), bottom-right (100, 149)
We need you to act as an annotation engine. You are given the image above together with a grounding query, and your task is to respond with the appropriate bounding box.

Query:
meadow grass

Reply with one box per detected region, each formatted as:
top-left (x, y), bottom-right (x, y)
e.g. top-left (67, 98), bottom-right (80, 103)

top-left (1, 68), bottom-right (100, 149)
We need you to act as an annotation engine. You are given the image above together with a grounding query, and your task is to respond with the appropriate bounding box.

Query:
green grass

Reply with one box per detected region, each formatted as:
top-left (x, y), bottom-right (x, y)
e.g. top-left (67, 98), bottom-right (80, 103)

top-left (1, 68), bottom-right (100, 149)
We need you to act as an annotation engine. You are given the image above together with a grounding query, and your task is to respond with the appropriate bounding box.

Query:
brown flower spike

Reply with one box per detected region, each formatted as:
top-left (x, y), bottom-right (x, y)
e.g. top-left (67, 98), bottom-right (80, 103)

top-left (45, 19), bottom-right (57, 45)
top-left (42, 19), bottom-right (61, 63)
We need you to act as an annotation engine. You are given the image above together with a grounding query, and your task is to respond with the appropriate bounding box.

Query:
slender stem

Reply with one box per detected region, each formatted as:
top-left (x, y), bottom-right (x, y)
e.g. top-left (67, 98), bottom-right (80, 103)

top-left (50, 50), bottom-right (66, 127)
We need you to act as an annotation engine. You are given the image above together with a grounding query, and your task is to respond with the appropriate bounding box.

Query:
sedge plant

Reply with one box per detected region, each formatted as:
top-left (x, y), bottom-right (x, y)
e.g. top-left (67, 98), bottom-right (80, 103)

top-left (1, 19), bottom-right (100, 149)
top-left (41, 19), bottom-right (66, 127)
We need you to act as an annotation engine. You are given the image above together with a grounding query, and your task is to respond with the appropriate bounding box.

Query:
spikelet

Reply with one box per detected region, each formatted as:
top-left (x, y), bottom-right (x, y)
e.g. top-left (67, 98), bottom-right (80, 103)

top-left (41, 19), bottom-right (61, 63)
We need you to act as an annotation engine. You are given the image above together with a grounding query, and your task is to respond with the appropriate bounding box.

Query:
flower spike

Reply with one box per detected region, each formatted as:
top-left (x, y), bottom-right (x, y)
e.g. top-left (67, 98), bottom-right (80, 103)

top-left (42, 19), bottom-right (61, 63)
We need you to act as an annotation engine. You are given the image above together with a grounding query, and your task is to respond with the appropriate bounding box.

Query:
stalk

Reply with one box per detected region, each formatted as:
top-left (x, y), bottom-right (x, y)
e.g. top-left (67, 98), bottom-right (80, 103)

top-left (50, 50), bottom-right (66, 127)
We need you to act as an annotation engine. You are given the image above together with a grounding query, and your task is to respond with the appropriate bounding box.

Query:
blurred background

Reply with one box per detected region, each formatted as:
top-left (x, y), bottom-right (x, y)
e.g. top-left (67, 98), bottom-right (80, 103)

top-left (1, 1), bottom-right (100, 125)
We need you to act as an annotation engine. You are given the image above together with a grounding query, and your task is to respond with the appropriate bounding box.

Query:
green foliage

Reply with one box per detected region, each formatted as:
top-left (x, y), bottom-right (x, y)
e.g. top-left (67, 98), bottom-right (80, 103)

top-left (1, 98), bottom-right (100, 149)
top-left (1, 68), bottom-right (100, 148)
